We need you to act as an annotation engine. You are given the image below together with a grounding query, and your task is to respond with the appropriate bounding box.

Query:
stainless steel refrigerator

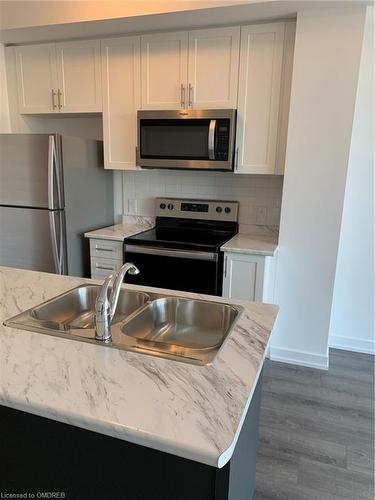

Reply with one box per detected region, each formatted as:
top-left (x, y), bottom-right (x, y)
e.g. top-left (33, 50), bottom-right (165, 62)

top-left (0, 134), bottom-right (114, 277)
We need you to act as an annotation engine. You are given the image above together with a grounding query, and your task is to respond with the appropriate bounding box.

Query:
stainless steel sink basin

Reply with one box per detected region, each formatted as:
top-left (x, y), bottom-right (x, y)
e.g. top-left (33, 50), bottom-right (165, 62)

top-left (121, 297), bottom-right (238, 350)
top-left (5, 285), bottom-right (242, 365)
top-left (6, 285), bottom-right (149, 336)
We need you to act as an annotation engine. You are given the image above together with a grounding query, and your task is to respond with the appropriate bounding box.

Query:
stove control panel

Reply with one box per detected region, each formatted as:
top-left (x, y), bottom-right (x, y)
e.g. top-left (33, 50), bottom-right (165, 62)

top-left (156, 198), bottom-right (238, 222)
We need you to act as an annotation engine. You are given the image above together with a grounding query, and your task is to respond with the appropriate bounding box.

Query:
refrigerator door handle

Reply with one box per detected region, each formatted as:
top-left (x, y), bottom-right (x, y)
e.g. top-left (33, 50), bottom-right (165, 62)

top-left (58, 210), bottom-right (67, 275)
top-left (48, 136), bottom-right (56, 210)
top-left (49, 211), bottom-right (60, 273)
top-left (49, 210), bottom-right (66, 275)
top-left (48, 135), bottom-right (63, 210)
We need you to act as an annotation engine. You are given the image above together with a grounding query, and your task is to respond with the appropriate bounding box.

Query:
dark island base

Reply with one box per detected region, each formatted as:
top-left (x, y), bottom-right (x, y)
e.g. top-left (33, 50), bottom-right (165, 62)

top-left (1, 371), bottom-right (262, 500)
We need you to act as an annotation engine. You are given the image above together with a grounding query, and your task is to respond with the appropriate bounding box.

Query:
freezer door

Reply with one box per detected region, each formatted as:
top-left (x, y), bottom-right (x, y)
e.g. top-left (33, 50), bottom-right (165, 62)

top-left (0, 206), bottom-right (66, 274)
top-left (0, 134), bottom-right (63, 209)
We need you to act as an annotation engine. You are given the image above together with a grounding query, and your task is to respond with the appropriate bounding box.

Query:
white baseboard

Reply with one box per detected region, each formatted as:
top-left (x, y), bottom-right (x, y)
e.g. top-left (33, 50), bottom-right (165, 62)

top-left (329, 335), bottom-right (375, 355)
top-left (269, 346), bottom-right (329, 370)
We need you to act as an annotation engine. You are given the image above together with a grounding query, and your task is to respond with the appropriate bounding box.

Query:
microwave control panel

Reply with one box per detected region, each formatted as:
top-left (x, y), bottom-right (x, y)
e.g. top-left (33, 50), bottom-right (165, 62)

top-left (215, 120), bottom-right (230, 161)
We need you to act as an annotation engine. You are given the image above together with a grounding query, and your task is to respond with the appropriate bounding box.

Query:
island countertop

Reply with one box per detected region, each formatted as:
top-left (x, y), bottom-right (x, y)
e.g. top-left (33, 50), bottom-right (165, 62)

top-left (0, 266), bottom-right (278, 468)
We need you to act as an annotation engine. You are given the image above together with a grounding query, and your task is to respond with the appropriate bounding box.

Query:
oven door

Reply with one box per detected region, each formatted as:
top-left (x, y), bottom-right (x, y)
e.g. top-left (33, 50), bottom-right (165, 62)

top-left (137, 109), bottom-right (236, 171)
top-left (124, 245), bottom-right (222, 296)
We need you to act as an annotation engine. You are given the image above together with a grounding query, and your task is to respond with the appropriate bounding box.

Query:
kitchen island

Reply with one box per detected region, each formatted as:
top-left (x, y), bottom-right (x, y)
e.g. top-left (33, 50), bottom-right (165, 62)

top-left (0, 266), bottom-right (278, 499)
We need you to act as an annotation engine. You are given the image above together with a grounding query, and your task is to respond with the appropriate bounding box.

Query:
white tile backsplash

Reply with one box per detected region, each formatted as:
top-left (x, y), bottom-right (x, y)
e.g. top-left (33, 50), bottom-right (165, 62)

top-left (119, 170), bottom-right (283, 235)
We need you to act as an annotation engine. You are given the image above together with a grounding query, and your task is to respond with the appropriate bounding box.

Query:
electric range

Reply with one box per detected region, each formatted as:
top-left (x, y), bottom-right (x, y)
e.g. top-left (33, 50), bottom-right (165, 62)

top-left (124, 198), bottom-right (239, 296)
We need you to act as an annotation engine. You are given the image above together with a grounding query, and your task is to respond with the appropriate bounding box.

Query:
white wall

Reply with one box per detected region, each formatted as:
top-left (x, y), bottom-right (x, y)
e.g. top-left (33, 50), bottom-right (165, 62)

top-left (329, 6), bottom-right (374, 355)
top-left (269, 5), bottom-right (367, 369)
top-left (119, 170), bottom-right (283, 234)
top-left (0, 1), bottom-right (243, 30)
top-left (0, 43), bottom-right (10, 132)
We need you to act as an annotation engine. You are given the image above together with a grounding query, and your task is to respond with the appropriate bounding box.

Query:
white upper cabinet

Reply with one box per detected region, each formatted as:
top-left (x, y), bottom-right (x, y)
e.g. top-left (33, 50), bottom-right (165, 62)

top-left (56, 40), bottom-right (102, 113)
top-left (15, 40), bottom-right (102, 114)
top-left (12, 21), bottom-right (294, 172)
top-left (140, 27), bottom-right (240, 110)
top-left (236, 22), bottom-right (287, 174)
top-left (188, 27), bottom-right (240, 109)
top-left (141, 32), bottom-right (188, 110)
top-left (15, 44), bottom-right (58, 114)
top-left (101, 36), bottom-right (141, 170)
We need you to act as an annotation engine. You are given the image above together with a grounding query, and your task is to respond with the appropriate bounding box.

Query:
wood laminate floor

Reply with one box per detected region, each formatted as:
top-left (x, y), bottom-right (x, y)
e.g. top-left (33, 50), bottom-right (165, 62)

top-left (254, 349), bottom-right (375, 500)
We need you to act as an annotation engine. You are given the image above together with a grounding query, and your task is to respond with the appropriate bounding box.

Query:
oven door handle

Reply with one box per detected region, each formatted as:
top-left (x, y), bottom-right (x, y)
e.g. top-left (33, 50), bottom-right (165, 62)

top-left (208, 119), bottom-right (217, 160)
top-left (124, 245), bottom-right (218, 262)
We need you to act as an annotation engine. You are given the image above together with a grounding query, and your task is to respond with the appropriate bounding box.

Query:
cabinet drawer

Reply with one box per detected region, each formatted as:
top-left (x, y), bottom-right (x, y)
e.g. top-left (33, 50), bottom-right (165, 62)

top-left (90, 257), bottom-right (123, 279)
top-left (89, 239), bottom-right (123, 259)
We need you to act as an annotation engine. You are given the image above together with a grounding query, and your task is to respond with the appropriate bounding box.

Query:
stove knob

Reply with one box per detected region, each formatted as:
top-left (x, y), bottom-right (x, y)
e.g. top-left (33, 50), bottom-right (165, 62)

top-left (167, 203), bottom-right (174, 210)
top-left (216, 206), bottom-right (223, 213)
top-left (159, 203), bottom-right (166, 209)
top-left (224, 207), bottom-right (231, 214)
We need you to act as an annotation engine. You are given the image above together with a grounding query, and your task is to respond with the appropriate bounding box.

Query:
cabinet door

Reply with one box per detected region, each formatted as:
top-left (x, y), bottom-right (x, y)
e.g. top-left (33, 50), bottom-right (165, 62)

top-left (222, 253), bottom-right (265, 301)
top-left (101, 36), bottom-right (141, 170)
top-left (15, 44), bottom-right (58, 114)
top-left (141, 32), bottom-right (188, 110)
top-left (188, 27), bottom-right (240, 109)
top-left (236, 23), bottom-right (285, 174)
top-left (56, 40), bottom-right (102, 112)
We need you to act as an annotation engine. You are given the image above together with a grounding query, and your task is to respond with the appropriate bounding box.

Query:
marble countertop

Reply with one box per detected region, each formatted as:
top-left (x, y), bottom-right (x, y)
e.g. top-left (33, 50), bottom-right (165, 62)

top-left (221, 234), bottom-right (279, 256)
top-left (84, 218), bottom-right (154, 241)
top-left (0, 266), bottom-right (278, 468)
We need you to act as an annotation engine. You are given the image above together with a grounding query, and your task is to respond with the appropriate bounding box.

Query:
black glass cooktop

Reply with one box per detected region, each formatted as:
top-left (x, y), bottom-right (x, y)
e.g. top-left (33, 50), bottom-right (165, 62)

top-left (125, 217), bottom-right (238, 252)
top-left (125, 228), bottom-right (236, 252)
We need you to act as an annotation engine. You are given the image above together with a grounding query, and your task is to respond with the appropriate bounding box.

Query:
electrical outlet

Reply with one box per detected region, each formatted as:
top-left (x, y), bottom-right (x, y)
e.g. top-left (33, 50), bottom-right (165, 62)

top-left (256, 206), bottom-right (268, 225)
top-left (128, 199), bottom-right (137, 214)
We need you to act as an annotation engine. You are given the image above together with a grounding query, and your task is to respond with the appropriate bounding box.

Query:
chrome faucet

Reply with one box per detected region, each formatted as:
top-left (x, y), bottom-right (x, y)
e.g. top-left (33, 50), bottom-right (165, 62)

top-left (95, 262), bottom-right (140, 342)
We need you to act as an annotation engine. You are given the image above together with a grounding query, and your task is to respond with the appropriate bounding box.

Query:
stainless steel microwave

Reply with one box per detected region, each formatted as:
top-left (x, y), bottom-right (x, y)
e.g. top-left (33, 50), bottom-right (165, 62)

top-left (136, 109), bottom-right (237, 171)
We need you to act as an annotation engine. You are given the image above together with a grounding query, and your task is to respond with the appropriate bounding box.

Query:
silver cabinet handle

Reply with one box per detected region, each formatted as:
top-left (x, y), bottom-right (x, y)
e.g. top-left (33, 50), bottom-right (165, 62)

top-left (208, 119), bottom-right (216, 160)
top-left (180, 84), bottom-right (186, 108)
top-left (51, 89), bottom-right (57, 110)
top-left (188, 83), bottom-right (193, 108)
top-left (96, 264), bottom-right (116, 271)
top-left (57, 89), bottom-right (62, 110)
top-left (235, 147), bottom-right (239, 171)
top-left (224, 255), bottom-right (228, 277)
top-left (95, 246), bottom-right (115, 252)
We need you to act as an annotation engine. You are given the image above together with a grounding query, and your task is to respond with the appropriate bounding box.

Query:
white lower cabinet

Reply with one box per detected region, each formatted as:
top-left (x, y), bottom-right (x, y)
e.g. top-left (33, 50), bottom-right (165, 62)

top-left (222, 252), bottom-right (276, 303)
top-left (89, 238), bottom-right (123, 279)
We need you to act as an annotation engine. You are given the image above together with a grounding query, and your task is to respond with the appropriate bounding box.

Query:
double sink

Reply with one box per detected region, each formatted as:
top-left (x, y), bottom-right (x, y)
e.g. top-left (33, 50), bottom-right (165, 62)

top-left (5, 285), bottom-right (242, 365)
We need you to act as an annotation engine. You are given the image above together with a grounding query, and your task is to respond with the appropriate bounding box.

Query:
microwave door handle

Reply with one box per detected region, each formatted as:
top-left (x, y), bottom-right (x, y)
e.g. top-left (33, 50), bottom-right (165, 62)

top-left (208, 119), bottom-right (216, 160)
